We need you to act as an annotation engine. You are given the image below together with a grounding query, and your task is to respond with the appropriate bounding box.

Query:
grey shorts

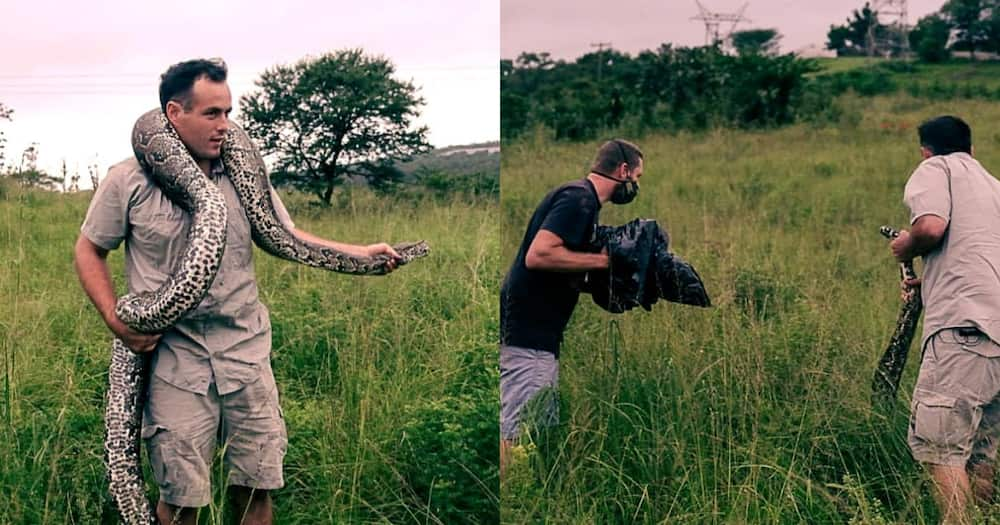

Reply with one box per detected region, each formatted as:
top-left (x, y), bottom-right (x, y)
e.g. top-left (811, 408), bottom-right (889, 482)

top-left (909, 328), bottom-right (1000, 467)
top-left (142, 362), bottom-right (288, 507)
top-left (500, 345), bottom-right (559, 441)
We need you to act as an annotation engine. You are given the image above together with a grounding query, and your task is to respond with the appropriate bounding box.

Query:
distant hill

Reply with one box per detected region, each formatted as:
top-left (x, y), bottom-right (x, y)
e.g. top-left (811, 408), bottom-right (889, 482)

top-left (270, 141), bottom-right (499, 196)
top-left (396, 141), bottom-right (499, 178)
top-left (433, 142), bottom-right (501, 156)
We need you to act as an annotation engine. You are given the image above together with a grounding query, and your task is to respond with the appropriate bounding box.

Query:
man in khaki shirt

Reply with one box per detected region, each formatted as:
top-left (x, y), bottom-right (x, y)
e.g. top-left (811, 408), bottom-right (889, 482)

top-left (73, 58), bottom-right (400, 525)
top-left (891, 115), bottom-right (1000, 524)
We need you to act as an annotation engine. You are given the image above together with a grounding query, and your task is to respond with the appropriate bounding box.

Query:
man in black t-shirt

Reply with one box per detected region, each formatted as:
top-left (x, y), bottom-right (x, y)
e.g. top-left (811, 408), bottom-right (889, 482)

top-left (499, 139), bottom-right (644, 476)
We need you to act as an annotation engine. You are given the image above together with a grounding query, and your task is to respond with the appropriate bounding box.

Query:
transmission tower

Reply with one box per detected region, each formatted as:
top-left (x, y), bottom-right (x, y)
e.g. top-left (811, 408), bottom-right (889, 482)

top-left (870, 0), bottom-right (909, 57)
top-left (691, 1), bottom-right (751, 49)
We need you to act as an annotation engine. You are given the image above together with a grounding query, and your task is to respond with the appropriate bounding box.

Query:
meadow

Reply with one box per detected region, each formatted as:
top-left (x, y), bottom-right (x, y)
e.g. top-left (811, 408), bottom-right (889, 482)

top-left (500, 93), bottom-right (1000, 524)
top-left (0, 182), bottom-right (498, 524)
top-left (813, 56), bottom-right (1000, 90)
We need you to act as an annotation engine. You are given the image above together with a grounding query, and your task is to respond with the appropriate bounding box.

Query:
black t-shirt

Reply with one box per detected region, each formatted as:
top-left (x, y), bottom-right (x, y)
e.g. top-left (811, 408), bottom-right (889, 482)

top-left (500, 178), bottom-right (601, 357)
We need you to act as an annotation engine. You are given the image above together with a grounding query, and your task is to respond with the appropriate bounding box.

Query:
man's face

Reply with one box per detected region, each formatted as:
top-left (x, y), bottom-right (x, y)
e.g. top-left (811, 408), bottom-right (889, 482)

top-left (166, 77), bottom-right (232, 161)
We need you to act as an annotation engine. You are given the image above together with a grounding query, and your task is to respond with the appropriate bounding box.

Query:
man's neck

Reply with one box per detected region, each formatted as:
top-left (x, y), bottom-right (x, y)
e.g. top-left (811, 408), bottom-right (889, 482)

top-left (197, 159), bottom-right (212, 177)
top-left (586, 172), bottom-right (617, 204)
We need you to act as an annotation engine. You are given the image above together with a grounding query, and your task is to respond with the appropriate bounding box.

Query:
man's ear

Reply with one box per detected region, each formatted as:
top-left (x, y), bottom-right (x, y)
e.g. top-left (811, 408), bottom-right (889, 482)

top-left (920, 146), bottom-right (933, 160)
top-left (165, 100), bottom-right (183, 124)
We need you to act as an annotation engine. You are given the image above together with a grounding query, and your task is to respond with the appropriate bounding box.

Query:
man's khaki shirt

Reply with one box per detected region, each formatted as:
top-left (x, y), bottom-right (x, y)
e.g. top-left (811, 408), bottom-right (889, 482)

top-left (82, 157), bottom-right (295, 395)
top-left (904, 152), bottom-right (1000, 356)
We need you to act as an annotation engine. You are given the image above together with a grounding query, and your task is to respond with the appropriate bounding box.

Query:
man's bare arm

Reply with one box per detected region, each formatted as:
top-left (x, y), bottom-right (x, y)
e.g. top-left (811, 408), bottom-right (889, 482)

top-left (73, 234), bottom-right (160, 352)
top-left (291, 227), bottom-right (400, 270)
top-left (525, 229), bottom-right (609, 272)
top-left (890, 214), bottom-right (948, 262)
top-left (292, 227), bottom-right (400, 259)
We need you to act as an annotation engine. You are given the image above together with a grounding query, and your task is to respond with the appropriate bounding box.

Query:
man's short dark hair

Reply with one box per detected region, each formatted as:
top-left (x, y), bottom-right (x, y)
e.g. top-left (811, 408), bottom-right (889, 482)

top-left (158, 58), bottom-right (228, 112)
top-left (591, 139), bottom-right (643, 175)
top-left (918, 115), bottom-right (972, 156)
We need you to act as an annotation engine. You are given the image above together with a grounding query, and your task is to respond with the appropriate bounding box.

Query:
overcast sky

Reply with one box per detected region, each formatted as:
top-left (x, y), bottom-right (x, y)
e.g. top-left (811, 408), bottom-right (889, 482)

top-left (0, 0), bottom-right (498, 185)
top-left (502, 0), bottom-right (945, 60)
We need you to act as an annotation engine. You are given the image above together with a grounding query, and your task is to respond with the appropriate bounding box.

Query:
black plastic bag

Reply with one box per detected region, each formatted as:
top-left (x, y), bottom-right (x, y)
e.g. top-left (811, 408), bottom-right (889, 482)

top-left (584, 218), bottom-right (710, 313)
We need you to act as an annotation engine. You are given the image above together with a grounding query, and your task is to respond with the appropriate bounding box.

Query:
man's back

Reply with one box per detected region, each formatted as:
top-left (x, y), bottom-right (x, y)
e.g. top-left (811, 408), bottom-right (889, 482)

top-left (906, 152), bottom-right (1000, 352)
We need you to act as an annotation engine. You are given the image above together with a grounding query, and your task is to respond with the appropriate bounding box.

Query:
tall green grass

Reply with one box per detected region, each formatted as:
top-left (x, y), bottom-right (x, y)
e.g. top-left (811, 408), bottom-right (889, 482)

top-left (0, 182), bottom-right (498, 524)
top-left (501, 94), bottom-right (1000, 524)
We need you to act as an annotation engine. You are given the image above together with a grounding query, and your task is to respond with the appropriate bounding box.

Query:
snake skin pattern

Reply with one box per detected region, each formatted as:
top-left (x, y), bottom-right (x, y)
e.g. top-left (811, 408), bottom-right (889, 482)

top-left (104, 108), bottom-right (429, 524)
top-left (104, 109), bottom-right (229, 524)
top-left (872, 225), bottom-right (923, 405)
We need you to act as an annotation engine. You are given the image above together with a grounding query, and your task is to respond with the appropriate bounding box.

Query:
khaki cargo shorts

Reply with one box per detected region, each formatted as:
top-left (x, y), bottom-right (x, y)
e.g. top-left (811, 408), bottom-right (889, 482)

top-left (141, 362), bottom-right (288, 507)
top-left (909, 327), bottom-right (1000, 467)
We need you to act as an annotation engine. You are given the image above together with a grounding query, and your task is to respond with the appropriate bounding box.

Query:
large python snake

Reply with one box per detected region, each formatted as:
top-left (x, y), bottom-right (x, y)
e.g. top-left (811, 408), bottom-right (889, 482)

top-left (105, 108), bottom-right (429, 523)
top-left (872, 225), bottom-right (922, 406)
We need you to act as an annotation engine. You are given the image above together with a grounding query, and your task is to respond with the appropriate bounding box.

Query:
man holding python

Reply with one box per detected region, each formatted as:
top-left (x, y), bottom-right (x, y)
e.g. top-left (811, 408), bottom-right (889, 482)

top-left (74, 58), bottom-right (408, 524)
top-left (890, 115), bottom-right (1000, 524)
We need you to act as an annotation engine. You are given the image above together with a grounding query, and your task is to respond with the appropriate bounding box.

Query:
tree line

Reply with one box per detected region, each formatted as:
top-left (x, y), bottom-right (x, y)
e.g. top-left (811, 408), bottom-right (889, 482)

top-left (828, 0), bottom-right (1000, 62)
top-left (501, 45), bottom-right (819, 141)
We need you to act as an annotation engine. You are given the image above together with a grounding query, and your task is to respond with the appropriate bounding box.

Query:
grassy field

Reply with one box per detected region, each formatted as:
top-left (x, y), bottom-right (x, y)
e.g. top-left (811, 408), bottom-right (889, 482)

top-left (812, 56), bottom-right (1000, 92)
top-left (811, 56), bottom-right (883, 75)
top-left (500, 94), bottom-right (1000, 524)
top-left (0, 183), bottom-right (498, 524)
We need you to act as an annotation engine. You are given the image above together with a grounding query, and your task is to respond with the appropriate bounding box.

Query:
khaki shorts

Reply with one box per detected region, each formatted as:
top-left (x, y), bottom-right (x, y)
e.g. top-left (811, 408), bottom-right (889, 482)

top-left (909, 328), bottom-right (1000, 467)
top-left (141, 362), bottom-right (288, 507)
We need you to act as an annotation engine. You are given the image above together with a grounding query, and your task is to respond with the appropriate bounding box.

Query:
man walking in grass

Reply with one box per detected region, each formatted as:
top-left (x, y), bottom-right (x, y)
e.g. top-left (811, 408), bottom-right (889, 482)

top-left (73, 58), bottom-right (400, 525)
top-left (499, 139), bottom-right (643, 477)
top-left (890, 115), bottom-right (1000, 524)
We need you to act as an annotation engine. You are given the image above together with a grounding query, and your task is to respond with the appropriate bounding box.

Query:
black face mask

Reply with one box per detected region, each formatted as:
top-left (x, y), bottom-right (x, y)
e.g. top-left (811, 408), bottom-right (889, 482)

top-left (594, 141), bottom-right (639, 205)
top-left (610, 177), bottom-right (638, 204)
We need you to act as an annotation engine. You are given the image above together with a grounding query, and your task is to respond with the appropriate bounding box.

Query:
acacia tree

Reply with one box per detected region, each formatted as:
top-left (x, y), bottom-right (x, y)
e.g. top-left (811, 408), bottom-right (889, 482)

top-left (731, 29), bottom-right (782, 56)
top-left (910, 13), bottom-right (953, 62)
top-left (985, 5), bottom-right (1000, 53)
top-left (943, 0), bottom-right (989, 59)
top-left (826, 3), bottom-right (886, 56)
top-left (240, 49), bottom-right (431, 205)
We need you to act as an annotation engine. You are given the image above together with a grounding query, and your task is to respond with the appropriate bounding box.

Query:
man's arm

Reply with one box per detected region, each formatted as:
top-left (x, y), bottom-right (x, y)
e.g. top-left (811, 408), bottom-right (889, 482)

top-left (525, 229), bottom-right (609, 272)
top-left (268, 188), bottom-right (400, 267)
top-left (73, 234), bottom-right (160, 352)
top-left (291, 228), bottom-right (401, 270)
top-left (890, 214), bottom-right (948, 262)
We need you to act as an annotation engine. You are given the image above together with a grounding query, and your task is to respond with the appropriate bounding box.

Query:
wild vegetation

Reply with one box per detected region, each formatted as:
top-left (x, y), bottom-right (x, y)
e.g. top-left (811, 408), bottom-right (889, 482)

top-left (0, 184), bottom-right (499, 524)
top-left (500, 91), bottom-right (1000, 524)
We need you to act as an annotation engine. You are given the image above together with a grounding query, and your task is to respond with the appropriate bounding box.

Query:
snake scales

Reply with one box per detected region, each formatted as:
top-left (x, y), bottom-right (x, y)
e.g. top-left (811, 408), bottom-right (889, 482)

top-left (872, 225), bottom-right (922, 406)
top-left (105, 108), bottom-right (429, 523)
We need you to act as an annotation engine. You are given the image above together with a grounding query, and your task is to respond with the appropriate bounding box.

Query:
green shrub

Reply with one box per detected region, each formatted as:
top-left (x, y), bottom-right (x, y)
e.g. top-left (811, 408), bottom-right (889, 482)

top-left (396, 390), bottom-right (498, 524)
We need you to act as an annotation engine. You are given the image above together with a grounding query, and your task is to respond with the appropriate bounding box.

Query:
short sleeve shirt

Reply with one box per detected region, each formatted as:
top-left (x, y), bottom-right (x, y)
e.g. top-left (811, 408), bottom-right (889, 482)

top-left (81, 157), bottom-right (296, 395)
top-left (500, 178), bottom-right (601, 356)
top-left (904, 152), bottom-right (1000, 355)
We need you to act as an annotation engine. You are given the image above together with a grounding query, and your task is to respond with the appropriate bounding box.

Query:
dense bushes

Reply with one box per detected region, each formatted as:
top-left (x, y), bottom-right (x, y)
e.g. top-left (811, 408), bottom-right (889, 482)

top-left (503, 45), bottom-right (1000, 142)
top-left (502, 45), bottom-right (820, 140)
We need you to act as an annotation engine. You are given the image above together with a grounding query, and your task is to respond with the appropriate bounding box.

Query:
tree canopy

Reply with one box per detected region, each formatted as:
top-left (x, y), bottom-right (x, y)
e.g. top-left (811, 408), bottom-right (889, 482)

top-left (240, 49), bottom-right (431, 205)
top-left (731, 29), bottom-right (782, 56)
